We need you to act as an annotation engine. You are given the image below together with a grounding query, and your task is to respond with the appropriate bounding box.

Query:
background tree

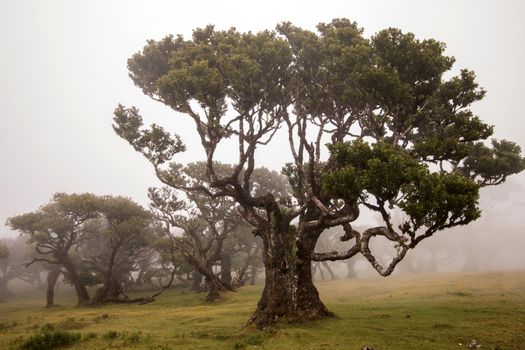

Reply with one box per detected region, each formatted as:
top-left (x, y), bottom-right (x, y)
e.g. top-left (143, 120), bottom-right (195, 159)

top-left (44, 265), bottom-right (61, 308)
top-left (312, 231), bottom-right (339, 280)
top-left (82, 196), bottom-right (152, 305)
top-left (0, 238), bottom-right (28, 301)
top-left (0, 239), bottom-right (14, 301)
top-left (7, 193), bottom-right (100, 306)
top-left (227, 224), bottom-right (263, 287)
top-left (149, 185), bottom-right (238, 302)
top-left (7, 193), bottom-right (158, 306)
top-left (148, 162), bottom-right (290, 302)
top-left (153, 236), bottom-right (194, 287)
top-left (114, 20), bottom-right (524, 327)
top-left (0, 237), bottom-right (60, 305)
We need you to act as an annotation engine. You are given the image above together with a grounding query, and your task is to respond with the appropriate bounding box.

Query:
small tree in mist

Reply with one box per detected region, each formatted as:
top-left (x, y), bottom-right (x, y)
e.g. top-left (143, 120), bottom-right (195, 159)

top-left (7, 193), bottom-right (157, 306)
top-left (113, 19), bottom-right (524, 327)
top-left (82, 196), bottom-right (152, 305)
top-left (149, 186), bottom-right (235, 302)
top-left (0, 240), bottom-right (10, 301)
top-left (0, 237), bottom-right (47, 302)
top-left (7, 193), bottom-right (100, 306)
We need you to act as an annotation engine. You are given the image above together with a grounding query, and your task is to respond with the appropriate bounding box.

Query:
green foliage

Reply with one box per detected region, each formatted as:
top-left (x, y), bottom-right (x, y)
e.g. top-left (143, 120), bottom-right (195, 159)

top-left (460, 139), bottom-right (525, 185)
top-left (372, 28), bottom-right (454, 98)
top-left (324, 140), bottom-right (481, 234)
top-left (113, 105), bottom-right (186, 166)
top-left (117, 19), bottom-right (523, 206)
top-left (400, 172), bottom-right (480, 231)
top-left (18, 324), bottom-right (80, 350)
top-left (324, 140), bottom-right (427, 202)
top-left (7, 193), bottom-right (154, 305)
top-left (113, 19), bottom-right (524, 295)
top-left (6, 193), bottom-right (101, 251)
top-left (124, 25), bottom-right (293, 120)
top-left (97, 195), bottom-right (151, 244)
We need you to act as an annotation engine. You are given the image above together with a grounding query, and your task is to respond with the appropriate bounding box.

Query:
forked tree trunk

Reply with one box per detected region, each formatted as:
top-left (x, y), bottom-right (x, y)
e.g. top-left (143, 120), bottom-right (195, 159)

top-left (204, 276), bottom-right (225, 303)
top-left (46, 268), bottom-right (60, 308)
top-left (62, 258), bottom-right (90, 306)
top-left (203, 262), bottom-right (232, 303)
top-left (247, 223), bottom-right (332, 329)
top-left (184, 253), bottom-right (232, 302)
top-left (89, 243), bottom-right (120, 306)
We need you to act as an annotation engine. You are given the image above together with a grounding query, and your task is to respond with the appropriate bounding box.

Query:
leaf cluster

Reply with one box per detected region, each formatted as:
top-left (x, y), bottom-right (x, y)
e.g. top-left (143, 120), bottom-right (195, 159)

top-left (324, 140), bottom-right (481, 234)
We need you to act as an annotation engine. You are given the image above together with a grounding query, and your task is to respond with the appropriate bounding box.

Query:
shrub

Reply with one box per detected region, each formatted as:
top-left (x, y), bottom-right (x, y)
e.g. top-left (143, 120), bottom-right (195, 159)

top-left (18, 324), bottom-right (80, 350)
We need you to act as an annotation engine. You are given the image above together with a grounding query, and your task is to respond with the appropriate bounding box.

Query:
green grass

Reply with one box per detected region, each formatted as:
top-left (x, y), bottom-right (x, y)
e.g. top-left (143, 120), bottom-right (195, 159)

top-left (1, 271), bottom-right (524, 349)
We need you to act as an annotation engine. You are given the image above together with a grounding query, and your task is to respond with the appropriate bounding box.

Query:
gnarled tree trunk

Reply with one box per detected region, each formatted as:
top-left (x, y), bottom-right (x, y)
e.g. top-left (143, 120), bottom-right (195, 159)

top-left (62, 257), bottom-right (90, 306)
top-left (89, 241), bottom-right (121, 306)
top-left (247, 223), bottom-right (332, 329)
top-left (203, 261), bottom-right (232, 303)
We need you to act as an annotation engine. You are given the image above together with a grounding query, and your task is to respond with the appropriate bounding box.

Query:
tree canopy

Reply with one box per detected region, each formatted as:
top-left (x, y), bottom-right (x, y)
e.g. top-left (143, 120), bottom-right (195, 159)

top-left (114, 19), bottom-right (525, 327)
top-left (7, 193), bottom-right (154, 306)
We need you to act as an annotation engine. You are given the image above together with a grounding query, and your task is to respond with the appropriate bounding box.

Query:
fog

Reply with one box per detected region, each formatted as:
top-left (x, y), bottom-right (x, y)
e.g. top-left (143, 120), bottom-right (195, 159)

top-left (1, 0), bottom-right (524, 274)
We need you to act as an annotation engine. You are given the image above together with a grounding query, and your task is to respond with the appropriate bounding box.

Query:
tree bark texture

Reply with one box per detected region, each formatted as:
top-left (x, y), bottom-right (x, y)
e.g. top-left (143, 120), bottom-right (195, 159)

top-left (248, 221), bottom-right (333, 328)
top-left (62, 257), bottom-right (90, 306)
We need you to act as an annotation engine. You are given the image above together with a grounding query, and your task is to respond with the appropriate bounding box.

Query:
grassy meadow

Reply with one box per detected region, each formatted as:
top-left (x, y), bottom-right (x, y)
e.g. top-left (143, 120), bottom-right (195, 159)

top-left (0, 271), bottom-right (524, 349)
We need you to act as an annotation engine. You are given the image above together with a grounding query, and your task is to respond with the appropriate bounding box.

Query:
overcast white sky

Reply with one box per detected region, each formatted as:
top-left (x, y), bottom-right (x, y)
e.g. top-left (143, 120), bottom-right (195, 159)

top-left (1, 0), bottom-right (524, 240)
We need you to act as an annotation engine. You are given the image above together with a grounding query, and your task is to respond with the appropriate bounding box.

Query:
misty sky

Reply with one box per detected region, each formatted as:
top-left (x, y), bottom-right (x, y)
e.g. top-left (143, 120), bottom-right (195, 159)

top-left (1, 0), bottom-right (524, 245)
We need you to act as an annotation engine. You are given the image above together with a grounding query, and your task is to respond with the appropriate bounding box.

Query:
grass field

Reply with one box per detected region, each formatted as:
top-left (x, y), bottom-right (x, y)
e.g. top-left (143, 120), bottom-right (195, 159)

top-left (0, 271), bottom-right (524, 349)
